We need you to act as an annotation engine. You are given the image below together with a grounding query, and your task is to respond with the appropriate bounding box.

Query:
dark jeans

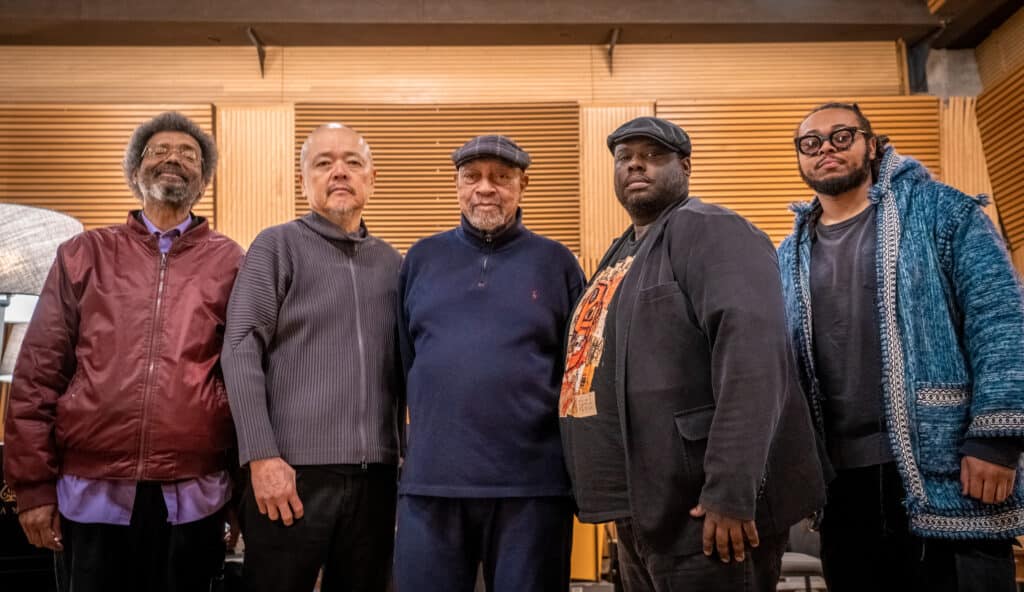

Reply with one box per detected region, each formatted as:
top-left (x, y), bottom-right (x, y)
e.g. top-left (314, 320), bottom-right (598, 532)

top-left (57, 481), bottom-right (226, 592)
top-left (393, 495), bottom-right (574, 592)
top-left (240, 464), bottom-right (398, 592)
top-left (820, 462), bottom-right (1016, 592)
top-left (614, 517), bottom-right (787, 592)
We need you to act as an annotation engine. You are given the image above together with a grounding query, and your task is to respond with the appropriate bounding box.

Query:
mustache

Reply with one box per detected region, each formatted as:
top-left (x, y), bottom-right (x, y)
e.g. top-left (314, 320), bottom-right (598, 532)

top-left (815, 155), bottom-right (845, 170)
top-left (154, 163), bottom-right (188, 178)
top-left (328, 183), bottom-right (354, 194)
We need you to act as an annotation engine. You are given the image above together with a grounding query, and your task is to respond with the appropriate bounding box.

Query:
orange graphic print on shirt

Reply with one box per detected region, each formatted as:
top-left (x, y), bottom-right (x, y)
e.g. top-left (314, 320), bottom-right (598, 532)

top-left (559, 255), bottom-right (635, 417)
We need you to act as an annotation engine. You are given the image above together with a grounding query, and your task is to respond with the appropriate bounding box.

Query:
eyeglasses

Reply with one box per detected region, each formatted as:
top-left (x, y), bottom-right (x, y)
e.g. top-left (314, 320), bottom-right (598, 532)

top-left (143, 144), bottom-right (201, 164)
top-left (794, 127), bottom-right (868, 156)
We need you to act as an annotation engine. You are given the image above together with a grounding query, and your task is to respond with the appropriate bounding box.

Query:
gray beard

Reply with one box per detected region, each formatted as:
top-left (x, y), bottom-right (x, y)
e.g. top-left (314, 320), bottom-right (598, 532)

top-left (140, 179), bottom-right (196, 207)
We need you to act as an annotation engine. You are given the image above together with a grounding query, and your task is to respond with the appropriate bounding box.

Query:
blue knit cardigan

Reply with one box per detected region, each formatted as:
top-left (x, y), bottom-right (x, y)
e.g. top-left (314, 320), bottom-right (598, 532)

top-left (778, 147), bottom-right (1024, 539)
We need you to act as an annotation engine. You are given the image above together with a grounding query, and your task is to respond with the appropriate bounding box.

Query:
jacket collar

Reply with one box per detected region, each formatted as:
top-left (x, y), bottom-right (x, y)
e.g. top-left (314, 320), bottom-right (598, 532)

top-left (456, 208), bottom-right (525, 249)
top-left (298, 211), bottom-right (370, 245)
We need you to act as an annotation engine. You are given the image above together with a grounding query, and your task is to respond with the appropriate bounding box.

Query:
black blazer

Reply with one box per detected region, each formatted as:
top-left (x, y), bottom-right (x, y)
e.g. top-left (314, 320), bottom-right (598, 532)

top-left (605, 197), bottom-right (825, 556)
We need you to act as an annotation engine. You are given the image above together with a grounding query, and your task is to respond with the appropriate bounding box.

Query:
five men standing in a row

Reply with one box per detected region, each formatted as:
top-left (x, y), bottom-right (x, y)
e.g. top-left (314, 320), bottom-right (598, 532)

top-left (4, 105), bottom-right (1023, 592)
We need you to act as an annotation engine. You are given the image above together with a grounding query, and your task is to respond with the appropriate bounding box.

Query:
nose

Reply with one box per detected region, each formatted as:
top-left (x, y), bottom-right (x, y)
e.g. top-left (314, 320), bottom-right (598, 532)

top-left (475, 176), bottom-right (496, 194)
top-left (330, 161), bottom-right (351, 179)
top-left (817, 140), bottom-right (839, 156)
top-left (627, 156), bottom-right (646, 173)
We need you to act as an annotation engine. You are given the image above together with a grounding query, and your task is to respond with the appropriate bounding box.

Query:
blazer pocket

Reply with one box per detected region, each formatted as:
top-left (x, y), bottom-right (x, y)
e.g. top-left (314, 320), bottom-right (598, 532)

top-left (674, 405), bottom-right (715, 441)
top-left (637, 282), bottom-right (683, 303)
top-left (673, 405), bottom-right (715, 479)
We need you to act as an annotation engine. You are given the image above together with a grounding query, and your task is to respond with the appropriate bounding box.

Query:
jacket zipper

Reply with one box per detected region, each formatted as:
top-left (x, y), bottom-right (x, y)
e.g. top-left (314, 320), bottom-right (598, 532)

top-left (478, 235), bottom-right (492, 287)
top-left (347, 254), bottom-right (369, 470)
top-left (136, 252), bottom-right (168, 479)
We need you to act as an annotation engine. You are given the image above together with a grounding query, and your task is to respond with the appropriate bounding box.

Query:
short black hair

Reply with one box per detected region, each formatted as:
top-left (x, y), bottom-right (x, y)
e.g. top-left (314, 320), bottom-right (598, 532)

top-left (123, 111), bottom-right (218, 199)
top-left (798, 102), bottom-right (890, 183)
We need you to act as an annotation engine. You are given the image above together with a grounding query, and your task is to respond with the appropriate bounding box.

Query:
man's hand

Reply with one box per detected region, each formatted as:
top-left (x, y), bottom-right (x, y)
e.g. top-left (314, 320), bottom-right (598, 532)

top-left (250, 457), bottom-right (304, 526)
top-left (961, 455), bottom-right (1016, 504)
top-left (690, 504), bottom-right (758, 563)
top-left (18, 504), bottom-right (63, 551)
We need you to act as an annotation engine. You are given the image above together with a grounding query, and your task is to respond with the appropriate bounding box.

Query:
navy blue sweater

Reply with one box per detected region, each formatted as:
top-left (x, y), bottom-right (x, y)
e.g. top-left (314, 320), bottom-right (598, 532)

top-left (398, 212), bottom-right (585, 497)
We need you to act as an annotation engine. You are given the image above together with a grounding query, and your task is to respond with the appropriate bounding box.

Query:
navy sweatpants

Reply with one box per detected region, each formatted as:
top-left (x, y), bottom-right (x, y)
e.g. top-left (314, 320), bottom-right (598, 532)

top-left (393, 495), bottom-right (574, 592)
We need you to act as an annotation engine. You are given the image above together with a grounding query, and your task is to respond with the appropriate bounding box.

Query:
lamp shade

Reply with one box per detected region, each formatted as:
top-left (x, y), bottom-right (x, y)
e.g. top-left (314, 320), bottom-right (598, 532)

top-left (0, 204), bottom-right (84, 295)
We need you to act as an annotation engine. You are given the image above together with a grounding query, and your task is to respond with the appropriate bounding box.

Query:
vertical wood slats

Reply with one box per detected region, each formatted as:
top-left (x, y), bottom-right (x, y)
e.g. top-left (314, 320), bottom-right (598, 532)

top-left (939, 97), bottom-right (1000, 228)
top-left (656, 96), bottom-right (941, 244)
top-left (579, 103), bottom-right (654, 276)
top-left (0, 104), bottom-right (215, 230)
top-left (215, 104), bottom-right (296, 248)
top-left (0, 42), bottom-right (904, 105)
top-left (977, 62), bottom-right (1024, 251)
top-left (976, 6), bottom-right (1024, 90)
top-left (294, 103), bottom-right (580, 253)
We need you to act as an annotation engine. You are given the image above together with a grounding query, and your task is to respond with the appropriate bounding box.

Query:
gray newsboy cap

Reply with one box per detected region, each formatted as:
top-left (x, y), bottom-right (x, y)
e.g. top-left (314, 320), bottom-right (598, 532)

top-left (606, 116), bottom-right (692, 157)
top-left (452, 135), bottom-right (531, 170)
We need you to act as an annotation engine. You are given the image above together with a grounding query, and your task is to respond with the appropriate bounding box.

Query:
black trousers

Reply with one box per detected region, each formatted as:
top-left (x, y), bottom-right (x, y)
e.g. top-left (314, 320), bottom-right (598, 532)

top-left (820, 462), bottom-right (1016, 592)
top-left (239, 464), bottom-right (398, 592)
top-left (57, 481), bottom-right (226, 592)
top-left (615, 518), bottom-right (788, 592)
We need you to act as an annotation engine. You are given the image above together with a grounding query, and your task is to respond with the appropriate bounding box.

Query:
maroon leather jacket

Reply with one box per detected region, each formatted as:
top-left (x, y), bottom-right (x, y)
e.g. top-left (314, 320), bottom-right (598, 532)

top-left (3, 212), bottom-right (244, 511)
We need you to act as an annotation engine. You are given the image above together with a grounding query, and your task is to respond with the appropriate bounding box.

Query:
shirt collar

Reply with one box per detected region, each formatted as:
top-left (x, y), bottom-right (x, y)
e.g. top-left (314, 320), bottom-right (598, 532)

top-left (140, 211), bottom-right (192, 238)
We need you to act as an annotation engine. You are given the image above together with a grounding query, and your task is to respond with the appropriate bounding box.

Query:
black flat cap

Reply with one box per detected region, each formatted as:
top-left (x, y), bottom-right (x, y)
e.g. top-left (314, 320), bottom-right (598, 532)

top-left (606, 116), bottom-right (691, 156)
top-left (452, 135), bottom-right (531, 170)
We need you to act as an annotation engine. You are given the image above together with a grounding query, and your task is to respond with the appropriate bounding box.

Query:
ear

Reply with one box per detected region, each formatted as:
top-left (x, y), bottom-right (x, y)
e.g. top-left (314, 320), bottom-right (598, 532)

top-left (868, 136), bottom-right (878, 161)
top-left (679, 155), bottom-right (692, 176)
top-left (519, 172), bottom-right (529, 192)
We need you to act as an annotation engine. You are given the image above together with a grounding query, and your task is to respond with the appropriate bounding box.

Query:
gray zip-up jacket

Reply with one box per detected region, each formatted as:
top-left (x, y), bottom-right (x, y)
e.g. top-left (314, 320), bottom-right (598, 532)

top-left (221, 212), bottom-right (403, 467)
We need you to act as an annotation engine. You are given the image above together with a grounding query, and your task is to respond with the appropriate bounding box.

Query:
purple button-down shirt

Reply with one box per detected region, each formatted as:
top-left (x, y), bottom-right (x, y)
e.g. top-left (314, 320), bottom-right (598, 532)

top-left (56, 212), bottom-right (230, 525)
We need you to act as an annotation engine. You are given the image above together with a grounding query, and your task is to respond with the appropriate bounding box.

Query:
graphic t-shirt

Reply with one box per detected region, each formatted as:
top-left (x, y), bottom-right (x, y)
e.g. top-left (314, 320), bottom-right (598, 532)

top-left (559, 234), bottom-right (642, 522)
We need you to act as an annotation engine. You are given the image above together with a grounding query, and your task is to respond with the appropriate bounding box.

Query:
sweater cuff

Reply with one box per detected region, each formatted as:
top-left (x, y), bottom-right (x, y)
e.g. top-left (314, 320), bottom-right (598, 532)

top-left (14, 480), bottom-right (58, 513)
top-left (960, 437), bottom-right (1024, 468)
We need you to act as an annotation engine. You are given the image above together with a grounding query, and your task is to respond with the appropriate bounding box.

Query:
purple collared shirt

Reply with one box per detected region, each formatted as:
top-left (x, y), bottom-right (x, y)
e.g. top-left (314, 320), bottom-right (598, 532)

top-left (56, 212), bottom-right (230, 525)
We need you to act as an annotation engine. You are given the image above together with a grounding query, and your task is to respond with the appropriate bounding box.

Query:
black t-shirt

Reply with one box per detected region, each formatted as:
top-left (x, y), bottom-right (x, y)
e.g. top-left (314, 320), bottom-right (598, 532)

top-left (810, 204), bottom-right (895, 469)
top-left (559, 233), bottom-right (643, 522)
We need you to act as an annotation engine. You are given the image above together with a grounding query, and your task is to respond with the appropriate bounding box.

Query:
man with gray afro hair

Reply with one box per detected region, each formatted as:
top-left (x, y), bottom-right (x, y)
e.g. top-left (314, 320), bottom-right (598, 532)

top-left (5, 110), bottom-right (243, 591)
top-left (123, 110), bottom-right (218, 207)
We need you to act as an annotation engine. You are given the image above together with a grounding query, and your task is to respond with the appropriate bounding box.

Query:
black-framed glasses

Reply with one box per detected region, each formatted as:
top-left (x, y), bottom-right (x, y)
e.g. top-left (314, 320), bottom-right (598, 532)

top-left (143, 144), bottom-right (201, 164)
top-left (794, 127), bottom-right (868, 156)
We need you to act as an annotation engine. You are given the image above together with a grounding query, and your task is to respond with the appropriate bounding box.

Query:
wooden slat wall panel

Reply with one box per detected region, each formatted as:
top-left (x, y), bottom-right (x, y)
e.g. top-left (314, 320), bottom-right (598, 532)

top-left (591, 43), bottom-right (904, 101)
top-left (216, 104), bottom-right (296, 248)
top-left (977, 63), bottom-right (1024, 251)
top-left (1, 42), bottom-right (904, 104)
top-left (1014, 247), bottom-right (1024, 275)
top-left (0, 46), bottom-right (283, 103)
top-left (0, 104), bottom-right (215, 230)
top-left (976, 6), bottom-right (1024, 90)
top-left (939, 97), bottom-right (1000, 228)
top-left (283, 47), bottom-right (591, 103)
top-left (579, 103), bottom-right (654, 276)
top-left (656, 96), bottom-right (941, 244)
top-left (928, 0), bottom-right (945, 14)
top-left (295, 104), bottom-right (580, 253)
